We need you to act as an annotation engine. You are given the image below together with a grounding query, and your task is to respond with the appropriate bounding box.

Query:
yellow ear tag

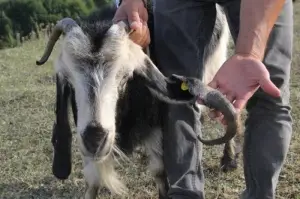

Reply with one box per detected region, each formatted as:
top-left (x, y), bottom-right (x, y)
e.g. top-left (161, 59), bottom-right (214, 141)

top-left (181, 82), bottom-right (189, 91)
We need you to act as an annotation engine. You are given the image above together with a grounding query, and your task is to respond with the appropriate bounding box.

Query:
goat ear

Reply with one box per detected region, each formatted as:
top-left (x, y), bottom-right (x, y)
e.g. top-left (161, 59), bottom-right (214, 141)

top-left (51, 74), bottom-right (73, 180)
top-left (133, 57), bottom-right (197, 104)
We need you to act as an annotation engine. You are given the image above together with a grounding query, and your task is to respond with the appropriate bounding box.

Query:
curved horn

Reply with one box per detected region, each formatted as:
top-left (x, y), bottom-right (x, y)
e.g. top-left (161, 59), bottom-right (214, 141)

top-left (36, 18), bottom-right (79, 65)
top-left (193, 84), bottom-right (241, 145)
top-left (170, 76), bottom-right (241, 145)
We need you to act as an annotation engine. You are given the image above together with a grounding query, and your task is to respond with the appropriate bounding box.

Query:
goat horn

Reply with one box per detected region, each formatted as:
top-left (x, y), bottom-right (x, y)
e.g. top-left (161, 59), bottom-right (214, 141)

top-left (36, 18), bottom-right (79, 65)
top-left (194, 84), bottom-right (241, 145)
top-left (140, 59), bottom-right (241, 146)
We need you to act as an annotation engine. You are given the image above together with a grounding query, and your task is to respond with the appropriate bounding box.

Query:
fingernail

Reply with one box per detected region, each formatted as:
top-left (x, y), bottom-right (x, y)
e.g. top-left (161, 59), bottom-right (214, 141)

top-left (222, 120), bottom-right (227, 126)
top-left (131, 21), bottom-right (142, 28)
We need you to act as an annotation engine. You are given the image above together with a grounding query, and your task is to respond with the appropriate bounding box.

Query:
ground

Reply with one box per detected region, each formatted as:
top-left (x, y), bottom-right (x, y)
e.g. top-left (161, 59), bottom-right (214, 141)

top-left (0, 2), bottom-right (299, 199)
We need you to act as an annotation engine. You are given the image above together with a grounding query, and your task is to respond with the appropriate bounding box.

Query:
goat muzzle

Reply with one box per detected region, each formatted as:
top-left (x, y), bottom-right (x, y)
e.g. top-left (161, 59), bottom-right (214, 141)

top-left (81, 122), bottom-right (111, 159)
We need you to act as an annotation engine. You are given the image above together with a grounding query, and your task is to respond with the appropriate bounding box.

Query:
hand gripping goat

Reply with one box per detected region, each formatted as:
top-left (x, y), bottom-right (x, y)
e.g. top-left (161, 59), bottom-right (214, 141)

top-left (36, 6), bottom-right (242, 199)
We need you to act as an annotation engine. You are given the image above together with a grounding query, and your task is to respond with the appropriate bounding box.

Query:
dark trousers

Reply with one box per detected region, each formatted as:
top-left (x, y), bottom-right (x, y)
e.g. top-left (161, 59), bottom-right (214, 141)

top-left (152, 0), bottom-right (294, 198)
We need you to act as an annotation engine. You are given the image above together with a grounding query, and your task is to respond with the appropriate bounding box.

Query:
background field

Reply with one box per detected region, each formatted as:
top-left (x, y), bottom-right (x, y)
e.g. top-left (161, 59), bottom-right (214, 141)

top-left (0, 2), bottom-right (299, 199)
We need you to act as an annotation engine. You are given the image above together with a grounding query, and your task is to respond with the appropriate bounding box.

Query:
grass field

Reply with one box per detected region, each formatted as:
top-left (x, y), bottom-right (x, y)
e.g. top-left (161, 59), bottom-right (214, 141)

top-left (1, 2), bottom-right (300, 199)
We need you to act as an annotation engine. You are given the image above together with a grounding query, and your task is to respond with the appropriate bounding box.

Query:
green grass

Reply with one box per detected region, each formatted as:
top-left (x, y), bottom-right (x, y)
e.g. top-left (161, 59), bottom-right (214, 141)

top-left (1, 3), bottom-right (300, 199)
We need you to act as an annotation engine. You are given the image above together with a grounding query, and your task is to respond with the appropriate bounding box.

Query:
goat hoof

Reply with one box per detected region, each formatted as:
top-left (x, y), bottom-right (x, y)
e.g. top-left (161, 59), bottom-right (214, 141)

top-left (159, 192), bottom-right (171, 199)
top-left (220, 156), bottom-right (238, 173)
top-left (84, 185), bottom-right (99, 199)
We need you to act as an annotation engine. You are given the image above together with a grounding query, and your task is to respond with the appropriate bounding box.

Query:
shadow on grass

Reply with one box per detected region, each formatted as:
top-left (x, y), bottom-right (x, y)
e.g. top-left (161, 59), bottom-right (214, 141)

top-left (0, 176), bottom-right (85, 199)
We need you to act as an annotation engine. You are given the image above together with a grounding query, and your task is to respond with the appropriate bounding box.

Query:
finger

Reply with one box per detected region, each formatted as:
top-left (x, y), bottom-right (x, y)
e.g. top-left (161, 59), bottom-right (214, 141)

top-left (138, 24), bottom-right (147, 47)
top-left (129, 31), bottom-right (142, 45)
top-left (259, 77), bottom-right (281, 97)
top-left (208, 80), bottom-right (218, 89)
top-left (128, 11), bottom-right (142, 30)
top-left (221, 117), bottom-right (228, 126)
top-left (130, 21), bottom-right (142, 31)
top-left (217, 114), bottom-right (225, 123)
top-left (233, 99), bottom-right (246, 111)
top-left (130, 21), bottom-right (143, 38)
top-left (209, 111), bottom-right (225, 125)
top-left (130, 22), bottom-right (149, 48)
top-left (141, 24), bottom-right (150, 47)
top-left (128, 26), bottom-right (141, 39)
top-left (217, 86), bottom-right (227, 95)
top-left (214, 110), bottom-right (223, 118)
top-left (208, 110), bottom-right (222, 119)
top-left (145, 26), bottom-right (151, 46)
top-left (226, 93), bottom-right (236, 103)
top-left (140, 6), bottom-right (148, 22)
top-left (129, 30), bottom-right (138, 41)
top-left (208, 110), bottom-right (216, 119)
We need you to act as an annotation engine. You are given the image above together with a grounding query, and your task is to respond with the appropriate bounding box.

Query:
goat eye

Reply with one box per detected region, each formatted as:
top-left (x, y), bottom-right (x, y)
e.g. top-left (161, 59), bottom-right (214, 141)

top-left (181, 82), bottom-right (189, 91)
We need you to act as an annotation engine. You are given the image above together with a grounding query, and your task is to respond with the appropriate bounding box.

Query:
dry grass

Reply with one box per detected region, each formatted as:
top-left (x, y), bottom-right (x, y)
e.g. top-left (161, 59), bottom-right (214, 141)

top-left (0, 2), bottom-right (300, 199)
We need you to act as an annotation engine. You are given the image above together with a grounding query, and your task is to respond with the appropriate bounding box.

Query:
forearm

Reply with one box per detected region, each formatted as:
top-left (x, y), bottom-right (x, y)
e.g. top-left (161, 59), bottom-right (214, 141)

top-left (235, 0), bottom-right (285, 60)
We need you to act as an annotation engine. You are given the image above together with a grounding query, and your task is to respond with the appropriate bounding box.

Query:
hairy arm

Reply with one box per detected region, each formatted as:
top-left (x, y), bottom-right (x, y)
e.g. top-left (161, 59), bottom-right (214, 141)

top-left (207, 0), bottom-right (284, 120)
top-left (235, 0), bottom-right (286, 60)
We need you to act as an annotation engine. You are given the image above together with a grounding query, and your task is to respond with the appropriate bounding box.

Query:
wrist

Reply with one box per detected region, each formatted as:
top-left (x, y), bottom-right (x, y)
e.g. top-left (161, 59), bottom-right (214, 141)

top-left (234, 52), bottom-right (262, 62)
top-left (235, 31), bottom-right (266, 61)
top-left (235, 47), bottom-right (264, 61)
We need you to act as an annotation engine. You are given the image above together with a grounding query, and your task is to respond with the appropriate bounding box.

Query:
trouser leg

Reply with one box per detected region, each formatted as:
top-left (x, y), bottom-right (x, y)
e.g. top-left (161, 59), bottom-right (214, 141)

top-left (220, 0), bottom-right (294, 198)
top-left (152, 0), bottom-right (217, 198)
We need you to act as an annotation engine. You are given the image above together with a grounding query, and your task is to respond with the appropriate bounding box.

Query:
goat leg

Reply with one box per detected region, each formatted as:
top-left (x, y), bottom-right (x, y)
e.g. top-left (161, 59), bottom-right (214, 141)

top-left (221, 136), bottom-right (243, 172)
top-left (155, 170), bottom-right (170, 199)
top-left (84, 182), bottom-right (99, 199)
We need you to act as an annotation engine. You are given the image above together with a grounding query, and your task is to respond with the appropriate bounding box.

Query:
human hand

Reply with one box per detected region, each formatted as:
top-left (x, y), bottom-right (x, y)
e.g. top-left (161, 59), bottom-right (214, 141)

top-left (205, 54), bottom-right (281, 125)
top-left (113, 0), bottom-right (150, 48)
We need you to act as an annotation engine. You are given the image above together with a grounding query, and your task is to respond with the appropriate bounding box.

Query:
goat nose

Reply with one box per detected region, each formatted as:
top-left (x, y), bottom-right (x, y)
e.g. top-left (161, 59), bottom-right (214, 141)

top-left (81, 122), bottom-right (108, 155)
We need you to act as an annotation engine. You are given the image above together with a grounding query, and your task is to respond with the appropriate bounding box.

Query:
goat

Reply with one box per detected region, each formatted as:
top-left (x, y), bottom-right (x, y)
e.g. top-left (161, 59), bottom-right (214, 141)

top-left (35, 4), bottom-right (242, 199)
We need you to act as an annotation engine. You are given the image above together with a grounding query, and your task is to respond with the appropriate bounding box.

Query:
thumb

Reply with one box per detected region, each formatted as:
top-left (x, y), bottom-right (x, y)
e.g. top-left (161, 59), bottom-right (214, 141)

top-left (128, 11), bottom-right (142, 30)
top-left (208, 79), bottom-right (218, 89)
top-left (259, 77), bottom-right (281, 97)
top-left (233, 99), bottom-right (245, 113)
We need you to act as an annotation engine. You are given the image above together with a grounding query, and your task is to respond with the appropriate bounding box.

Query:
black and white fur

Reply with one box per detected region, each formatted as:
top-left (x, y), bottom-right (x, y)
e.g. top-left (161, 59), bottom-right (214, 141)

top-left (36, 3), bottom-right (242, 199)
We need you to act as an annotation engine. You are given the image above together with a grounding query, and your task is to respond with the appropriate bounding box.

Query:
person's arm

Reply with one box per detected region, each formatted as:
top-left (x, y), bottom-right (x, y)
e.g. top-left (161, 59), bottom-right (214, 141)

top-left (207, 0), bottom-right (284, 123)
top-left (235, 0), bottom-right (285, 60)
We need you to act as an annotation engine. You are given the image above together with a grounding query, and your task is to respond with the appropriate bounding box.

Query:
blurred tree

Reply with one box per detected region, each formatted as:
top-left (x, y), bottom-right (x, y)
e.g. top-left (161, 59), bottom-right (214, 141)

top-left (94, 0), bottom-right (114, 8)
top-left (0, 11), bottom-right (17, 49)
top-left (0, 0), bottom-right (115, 49)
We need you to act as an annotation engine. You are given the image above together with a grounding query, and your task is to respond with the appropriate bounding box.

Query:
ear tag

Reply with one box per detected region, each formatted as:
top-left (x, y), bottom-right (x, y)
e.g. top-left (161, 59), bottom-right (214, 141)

top-left (181, 82), bottom-right (189, 91)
